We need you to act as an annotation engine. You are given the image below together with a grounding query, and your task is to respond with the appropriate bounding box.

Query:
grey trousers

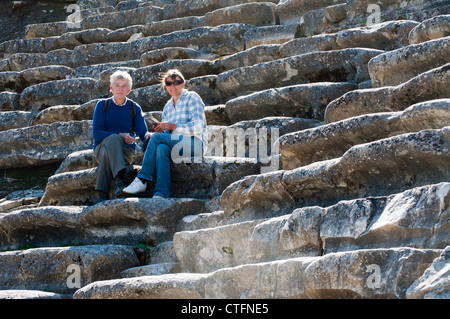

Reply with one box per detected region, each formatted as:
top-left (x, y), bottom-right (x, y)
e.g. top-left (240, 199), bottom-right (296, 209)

top-left (94, 134), bottom-right (135, 193)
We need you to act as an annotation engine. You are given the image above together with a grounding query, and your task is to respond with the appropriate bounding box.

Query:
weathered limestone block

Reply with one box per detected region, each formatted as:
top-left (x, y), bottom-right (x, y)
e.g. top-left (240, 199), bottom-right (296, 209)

top-left (407, 247), bottom-right (450, 299)
top-left (325, 63), bottom-right (450, 123)
top-left (0, 111), bottom-right (33, 131)
top-left (74, 60), bottom-right (139, 81)
top-left (1, 65), bottom-right (73, 93)
top-left (207, 117), bottom-right (321, 159)
top-left (346, 0), bottom-right (450, 27)
top-left (72, 24), bottom-right (248, 67)
top-left (25, 21), bottom-right (71, 39)
top-left (174, 219), bottom-right (263, 273)
top-left (279, 99), bottom-right (450, 169)
top-left (280, 33), bottom-right (338, 58)
top-left (224, 82), bottom-right (355, 123)
top-left (220, 127), bottom-right (450, 223)
top-left (7, 49), bottom-right (73, 72)
top-left (76, 0), bottom-right (117, 10)
top-left (163, 0), bottom-right (278, 20)
top-left (128, 83), bottom-right (169, 111)
top-left (39, 156), bottom-right (261, 206)
top-left (73, 247), bottom-right (443, 299)
top-left (31, 105), bottom-right (79, 125)
top-left (243, 25), bottom-right (299, 49)
top-left (140, 47), bottom-right (218, 67)
top-left (74, 273), bottom-right (208, 299)
top-left (204, 2), bottom-right (277, 27)
top-left (81, 6), bottom-right (163, 30)
top-left (120, 262), bottom-right (180, 278)
top-left (324, 3), bottom-right (346, 24)
top-left (0, 71), bottom-right (19, 92)
top-left (204, 105), bottom-right (230, 125)
top-left (336, 20), bottom-right (418, 51)
top-left (276, 0), bottom-right (345, 25)
top-left (0, 120), bottom-right (93, 169)
top-left (19, 78), bottom-right (96, 111)
top-left (0, 290), bottom-right (65, 299)
top-left (132, 59), bottom-right (212, 89)
top-left (302, 248), bottom-right (442, 299)
top-left (141, 16), bottom-right (204, 37)
top-left (409, 15), bottom-right (450, 44)
top-left (216, 48), bottom-right (383, 101)
top-left (71, 99), bottom-right (100, 121)
top-left (173, 183), bottom-right (449, 273)
top-left (0, 38), bottom-right (46, 59)
top-left (298, 7), bottom-right (337, 37)
top-left (280, 20), bottom-right (417, 57)
top-left (369, 36), bottom-right (450, 87)
top-left (71, 42), bottom-right (138, 67)
top-left (0, 197), bottom-right (205, 250)
top-left (212, 44), bottom-right (281, 74)
top-left (184, 75), bottom-right (221, 106)
top-left (0, 245), bottom-right (139, 294)
top-left (0, 92), bottom-right (20, 111)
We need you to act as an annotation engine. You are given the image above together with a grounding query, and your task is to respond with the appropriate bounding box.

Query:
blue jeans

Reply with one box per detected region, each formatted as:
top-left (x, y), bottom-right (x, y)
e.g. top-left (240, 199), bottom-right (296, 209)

top-left (137, 133), bottom-right (203, 197)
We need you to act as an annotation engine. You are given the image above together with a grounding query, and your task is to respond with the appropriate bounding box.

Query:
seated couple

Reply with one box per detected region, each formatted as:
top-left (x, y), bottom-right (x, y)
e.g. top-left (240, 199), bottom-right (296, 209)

top-left (92, 69), bottom-right (208, 203)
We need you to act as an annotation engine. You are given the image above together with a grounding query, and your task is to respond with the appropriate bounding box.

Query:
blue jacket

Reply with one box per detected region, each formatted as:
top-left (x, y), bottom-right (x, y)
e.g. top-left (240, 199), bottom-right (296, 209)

top-left (92, 98), bottom-right (148, 150)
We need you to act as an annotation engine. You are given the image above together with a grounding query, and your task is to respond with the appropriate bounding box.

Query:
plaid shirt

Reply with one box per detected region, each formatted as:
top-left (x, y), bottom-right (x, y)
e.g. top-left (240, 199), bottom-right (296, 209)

top-left (162, 89), bottom-right (208, 154)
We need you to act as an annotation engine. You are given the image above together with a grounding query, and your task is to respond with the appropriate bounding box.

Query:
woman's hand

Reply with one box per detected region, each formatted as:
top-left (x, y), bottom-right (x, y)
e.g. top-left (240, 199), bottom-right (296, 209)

top-left (119, 132), bottom-right (136, 144)
top-left (155, 122), bottom-right (176, 132)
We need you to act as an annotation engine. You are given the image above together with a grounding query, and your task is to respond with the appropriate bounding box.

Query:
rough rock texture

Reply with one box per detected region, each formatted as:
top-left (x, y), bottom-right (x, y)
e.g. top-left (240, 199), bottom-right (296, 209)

top-left (279, 99), bottom-right (450, 168)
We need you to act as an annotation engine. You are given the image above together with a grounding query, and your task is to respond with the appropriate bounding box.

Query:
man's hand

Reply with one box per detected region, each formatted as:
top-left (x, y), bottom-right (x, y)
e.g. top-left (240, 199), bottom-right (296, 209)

top-left (119, 132), bottom-right (136, 144)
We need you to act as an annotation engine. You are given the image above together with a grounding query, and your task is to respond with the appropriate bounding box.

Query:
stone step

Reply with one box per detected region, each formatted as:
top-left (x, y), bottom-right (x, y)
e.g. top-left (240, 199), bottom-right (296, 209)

top-left (409, 14), bottom-right (450, 44)
top-left (19, 78), bottom-right (96, 112)
top-left (0, 290), bottom-right (68, 299)
top-left (173, 182), bottom-right (449, 273)
top-left (207, 116), bottom-right (321, 159)
top-left (325, 63), bottom-right (450, 123)
top-left (224, 82), bottom-right (355, 123)
top-left (368, 36), bottom-right (450, 87)
top-left (0, 245), bottom-right (140, 294)
top-left (279, 99), bottom-right (450, 169)
top-left (276, 0), bottom-right (345, 26)
top-left (219, 126), bottom-right (450, 224)
top-left (280, 20), bottom-right (418, 57)
top-left (346, 0), bottom-right (450, 27)
top-left (72, 246), bottom-right (447, 299)
top-left (0, 120), bottom-right (92, 170)
top-left (162, 0), bottom-right (278, 20)
top-left (38, 156), bottom-right (261, 206)
top-left (215, 48), bottom-right (383, 102)
top-left (0, 198), bottom-right (205, 251)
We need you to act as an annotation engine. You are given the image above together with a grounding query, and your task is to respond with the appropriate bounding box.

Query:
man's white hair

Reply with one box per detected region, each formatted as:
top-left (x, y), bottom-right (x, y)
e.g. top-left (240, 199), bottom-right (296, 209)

top-left (110, 70), bottom-right (133, 88)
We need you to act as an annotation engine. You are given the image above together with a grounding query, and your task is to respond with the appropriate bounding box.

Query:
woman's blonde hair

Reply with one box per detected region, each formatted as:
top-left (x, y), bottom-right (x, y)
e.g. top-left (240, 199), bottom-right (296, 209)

top-left (110, 70), bottom-right (133, 88)
top-left (160, 69), bottom-right (185, 87)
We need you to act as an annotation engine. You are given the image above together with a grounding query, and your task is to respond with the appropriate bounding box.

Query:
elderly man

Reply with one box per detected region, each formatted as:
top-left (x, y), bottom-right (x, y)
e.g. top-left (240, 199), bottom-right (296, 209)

top-left (92, 70), bottom-right (149, 203)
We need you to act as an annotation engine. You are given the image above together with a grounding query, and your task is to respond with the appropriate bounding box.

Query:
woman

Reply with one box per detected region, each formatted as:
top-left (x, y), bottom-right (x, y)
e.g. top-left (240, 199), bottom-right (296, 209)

top-left (123, 69), bottom-right (208, 198)
top-left (92, 70), bottom-right (149, 203)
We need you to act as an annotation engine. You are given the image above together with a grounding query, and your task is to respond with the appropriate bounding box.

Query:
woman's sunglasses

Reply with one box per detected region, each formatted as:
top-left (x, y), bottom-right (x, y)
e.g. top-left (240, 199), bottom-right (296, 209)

top-left (165, 80), bottom-right (184, 86)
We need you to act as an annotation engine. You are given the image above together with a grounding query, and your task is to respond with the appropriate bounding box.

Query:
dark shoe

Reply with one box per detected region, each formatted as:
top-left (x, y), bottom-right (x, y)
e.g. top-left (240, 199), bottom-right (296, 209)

top-left (114, 178), bottom-right (125, 197)
top-left (96, 191), bottom-right (109, 204)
